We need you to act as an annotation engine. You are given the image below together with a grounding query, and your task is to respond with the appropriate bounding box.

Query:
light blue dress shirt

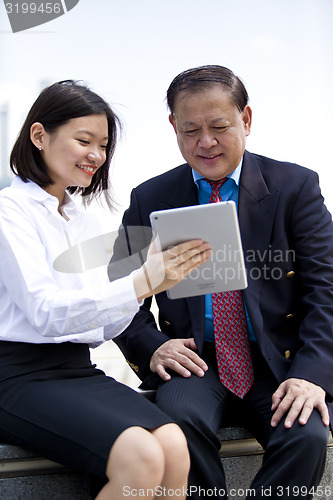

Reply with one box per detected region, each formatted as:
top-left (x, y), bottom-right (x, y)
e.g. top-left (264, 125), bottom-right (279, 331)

top-left (192, 161), bottom-right (255, 342)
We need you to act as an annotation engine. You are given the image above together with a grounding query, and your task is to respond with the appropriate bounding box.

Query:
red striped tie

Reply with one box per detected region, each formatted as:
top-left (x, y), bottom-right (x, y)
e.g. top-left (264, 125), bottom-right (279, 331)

top-left (203, 178), bottom-right (254, 398)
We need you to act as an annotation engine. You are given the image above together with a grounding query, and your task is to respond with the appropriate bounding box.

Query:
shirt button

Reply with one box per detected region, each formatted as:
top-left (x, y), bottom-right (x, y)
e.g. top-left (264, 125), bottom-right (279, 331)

top-left (285, 313), bottom-right (294, 320)
top-left (285, 350), bottom-right (291, 359)
top-left (286, 271), bottom-right (295, 278)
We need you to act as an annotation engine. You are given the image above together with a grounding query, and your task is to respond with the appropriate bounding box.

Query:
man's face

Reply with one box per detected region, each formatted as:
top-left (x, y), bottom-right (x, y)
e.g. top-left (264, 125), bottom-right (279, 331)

top-left (169, 85), bottom-right (252, 180)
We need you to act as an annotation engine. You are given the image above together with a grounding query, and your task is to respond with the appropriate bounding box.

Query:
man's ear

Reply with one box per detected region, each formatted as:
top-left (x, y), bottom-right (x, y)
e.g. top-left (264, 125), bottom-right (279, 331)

top-left (169, 114), bottom-right (178, 134)
top-left (30, 122), bottom-right (46, 150)
top-left (242, 105), bottom-right (252, 137)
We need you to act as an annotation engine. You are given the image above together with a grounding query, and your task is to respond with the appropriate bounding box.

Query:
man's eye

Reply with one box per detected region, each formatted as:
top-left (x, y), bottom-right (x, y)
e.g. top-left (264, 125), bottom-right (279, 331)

top-left (213, 126), bottom-right (228, 132)
top-left (184, 130), bottom-right (198, 135)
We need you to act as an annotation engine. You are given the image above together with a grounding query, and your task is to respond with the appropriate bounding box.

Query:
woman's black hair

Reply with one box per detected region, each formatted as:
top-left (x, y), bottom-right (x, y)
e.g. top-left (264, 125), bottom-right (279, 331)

top-left (10, 80), bottom-right (121, 207)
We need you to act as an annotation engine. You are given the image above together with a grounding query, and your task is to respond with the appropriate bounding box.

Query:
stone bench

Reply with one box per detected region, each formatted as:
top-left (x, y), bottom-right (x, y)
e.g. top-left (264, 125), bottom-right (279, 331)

top-left (1, 430), bottom-right (332, 499)
top-left (1, 384), bottom-right (332, 500)
top-left (218, 427), bottom-right (333, 497)
top-left (0, 443), bottom-right (92, 499)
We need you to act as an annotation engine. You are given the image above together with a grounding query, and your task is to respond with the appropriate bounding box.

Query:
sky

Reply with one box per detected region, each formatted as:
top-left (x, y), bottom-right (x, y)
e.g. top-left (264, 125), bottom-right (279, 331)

top-left (1, 0), bottom-right (333, 229)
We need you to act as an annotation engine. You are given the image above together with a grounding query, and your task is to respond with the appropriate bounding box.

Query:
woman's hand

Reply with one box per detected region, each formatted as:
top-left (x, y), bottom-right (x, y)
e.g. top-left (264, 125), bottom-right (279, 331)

top-left (133, 239), bottom-right (212, 302)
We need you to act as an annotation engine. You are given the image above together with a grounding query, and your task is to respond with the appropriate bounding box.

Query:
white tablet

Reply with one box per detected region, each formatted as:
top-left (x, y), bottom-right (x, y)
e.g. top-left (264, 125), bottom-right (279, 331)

top-left (150, 201), bottom-right (247, 299)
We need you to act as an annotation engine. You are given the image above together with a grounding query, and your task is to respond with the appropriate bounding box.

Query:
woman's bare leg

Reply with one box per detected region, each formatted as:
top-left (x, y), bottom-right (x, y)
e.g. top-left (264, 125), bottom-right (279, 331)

top-left (96, 426), bottom-right (164, 499)
top-left (151, 423), bottom-right (190, 499)
top-left (95, 423), bottom-right (189, 500)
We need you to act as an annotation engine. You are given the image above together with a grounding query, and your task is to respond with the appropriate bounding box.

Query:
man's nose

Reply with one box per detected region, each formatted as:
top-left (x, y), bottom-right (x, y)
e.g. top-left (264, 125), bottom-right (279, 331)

top-left (198, 132), bottom-right (218, 149)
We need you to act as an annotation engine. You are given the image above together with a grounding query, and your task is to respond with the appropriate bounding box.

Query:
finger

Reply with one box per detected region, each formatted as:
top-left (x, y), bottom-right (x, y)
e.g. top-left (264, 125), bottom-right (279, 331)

top-left (157, 359), bottom-right (192, 379)
top-left (154, 364), bottom-right (172, 381)
top-left (169, 338), bottom-right (208, 372)
top-left (175, 353), bottom-right (207, 377)
top-left (298, 402), bottom-right (314, 426)
top-left (168, 246), bottom-right (212, 269)
top-left (182, 248), bottom-right (212, 269)
top-left (183, 338), bottom-right (198, 350)
top-left (174, 248), bottom-right (212, 277)
top-left (271, 384), bottom-right (287, 411)
top-left (270, 394), bottom-right (295, 427)
top-left (166, 245), bottom-right (210, 267)
top-left (170, 239), bottom-right (205, 257)
top-left (159, 350), bottom-right (204, 377)
top-left (271, 406), bottom-right (285, 428)
top-left (316, 401), bottom-right (330, 427)
top-left (271, 396), bottom-right (281, 412)
top-left (179, 348), bottom-right (208, 373)
top-left (282, 397), bottom-right (305, 428)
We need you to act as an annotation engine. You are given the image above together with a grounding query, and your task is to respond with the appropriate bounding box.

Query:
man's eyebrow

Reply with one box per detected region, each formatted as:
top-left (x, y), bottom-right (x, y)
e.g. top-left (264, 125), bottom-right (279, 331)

top-left (181, 121), bottom-right (198, 128)
top-left (181, 118), bottom-right (228, 128)
top-left (209, 118), bottom-right (229, 125)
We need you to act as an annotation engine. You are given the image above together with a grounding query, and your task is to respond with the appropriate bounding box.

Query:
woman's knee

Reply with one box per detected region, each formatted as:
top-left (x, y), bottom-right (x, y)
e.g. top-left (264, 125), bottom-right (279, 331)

top-left (106, 426), bottom-right (165, 482)
top-left (152, 423), bottom-right (190, 473)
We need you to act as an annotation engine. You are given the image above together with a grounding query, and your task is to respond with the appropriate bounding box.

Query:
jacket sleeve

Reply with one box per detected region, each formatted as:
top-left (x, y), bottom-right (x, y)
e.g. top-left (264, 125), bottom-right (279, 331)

top-left (283, 171), bottom-right (333, 398)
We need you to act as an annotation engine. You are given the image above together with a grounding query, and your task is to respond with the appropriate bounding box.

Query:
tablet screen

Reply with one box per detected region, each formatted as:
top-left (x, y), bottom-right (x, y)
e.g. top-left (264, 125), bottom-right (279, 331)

top-left (150, 201), bottom-right (247, 299)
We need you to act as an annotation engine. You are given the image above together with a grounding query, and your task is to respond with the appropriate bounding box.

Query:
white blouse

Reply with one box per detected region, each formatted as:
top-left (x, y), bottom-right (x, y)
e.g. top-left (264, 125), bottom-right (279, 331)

top-left (0, 177), bottom-right (140, 347)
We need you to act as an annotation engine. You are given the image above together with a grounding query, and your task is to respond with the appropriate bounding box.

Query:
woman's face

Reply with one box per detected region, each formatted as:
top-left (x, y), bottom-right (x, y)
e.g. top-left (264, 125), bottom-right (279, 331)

top-left (37, 114), bottom-right (109, 202)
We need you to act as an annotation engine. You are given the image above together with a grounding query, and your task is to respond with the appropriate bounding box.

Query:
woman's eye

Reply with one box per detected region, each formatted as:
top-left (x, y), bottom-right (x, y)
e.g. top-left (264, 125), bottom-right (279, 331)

top-left (78, 139), bottom-right (89, 145)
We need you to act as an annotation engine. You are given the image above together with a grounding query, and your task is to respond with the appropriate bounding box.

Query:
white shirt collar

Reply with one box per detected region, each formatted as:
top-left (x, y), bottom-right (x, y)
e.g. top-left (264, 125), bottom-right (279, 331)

top-left (10, 176), bottom-right (83, 217)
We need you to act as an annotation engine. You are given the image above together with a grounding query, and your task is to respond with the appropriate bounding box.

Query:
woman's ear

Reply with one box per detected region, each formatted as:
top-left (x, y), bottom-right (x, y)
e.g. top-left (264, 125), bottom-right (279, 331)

top-left (30, 122), bottom-right (46, 151)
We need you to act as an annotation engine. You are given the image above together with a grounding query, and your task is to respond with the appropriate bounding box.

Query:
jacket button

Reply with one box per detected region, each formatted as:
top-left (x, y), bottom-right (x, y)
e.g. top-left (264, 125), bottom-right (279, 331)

top-left (285, 350), bottom-right (291, 359)
top-left (286, 271), bottom-right (295, 278)
top-left (285, 313), bottom-right (294, 320)
top-left (164, 321), bottom-right (171, 326)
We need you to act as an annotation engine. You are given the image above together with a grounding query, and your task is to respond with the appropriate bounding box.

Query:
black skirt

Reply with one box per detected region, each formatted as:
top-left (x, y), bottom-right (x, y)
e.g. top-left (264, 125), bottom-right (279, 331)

top-left (0, 341), bottom-right (172, 479)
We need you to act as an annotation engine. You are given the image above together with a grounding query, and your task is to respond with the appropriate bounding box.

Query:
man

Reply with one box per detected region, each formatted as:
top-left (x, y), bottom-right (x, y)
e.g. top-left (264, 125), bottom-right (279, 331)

top-left (109, 66), bottom-right (333, 499)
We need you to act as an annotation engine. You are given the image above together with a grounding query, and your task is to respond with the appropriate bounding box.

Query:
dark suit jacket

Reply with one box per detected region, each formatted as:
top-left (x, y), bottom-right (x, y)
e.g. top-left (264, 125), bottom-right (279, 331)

top-left (109, 150), bottom-right (333, 426)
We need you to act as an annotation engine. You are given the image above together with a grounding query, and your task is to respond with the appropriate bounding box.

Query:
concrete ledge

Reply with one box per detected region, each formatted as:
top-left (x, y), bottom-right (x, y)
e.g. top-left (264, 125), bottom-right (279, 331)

top-left (0, 444), bottom-right (82, 478)
top-left (0, 429), bottom-right (332, 499)
top-left (219, 427), bottom-right (263, 457)
top-left (0, 444), bottom-right (92, 499)
top-left (0, 444), bottom-right (66, 478)
top-left (218, 427), bottom-right (333, 497)
top-left (219, 427), bottom-right (333, 457)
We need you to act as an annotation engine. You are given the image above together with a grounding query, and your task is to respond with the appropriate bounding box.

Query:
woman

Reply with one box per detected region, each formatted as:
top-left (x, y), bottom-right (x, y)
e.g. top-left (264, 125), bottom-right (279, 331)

top-left (0, 81), bottom-right (211, 499)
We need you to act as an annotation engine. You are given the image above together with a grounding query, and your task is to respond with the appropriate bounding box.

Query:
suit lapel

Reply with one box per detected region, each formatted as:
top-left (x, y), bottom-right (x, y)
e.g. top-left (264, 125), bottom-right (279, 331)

top-left (239, 151), bottom-right (280, 262)
top-left (156, 164), bottom-right (198, 210)
top-left (238, 152), bottom-right (280, 337)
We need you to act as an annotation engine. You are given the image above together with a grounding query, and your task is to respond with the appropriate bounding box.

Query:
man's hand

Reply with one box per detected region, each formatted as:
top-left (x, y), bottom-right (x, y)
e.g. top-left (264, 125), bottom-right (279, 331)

top-left (271, 378), bottom-right (329, 429)
top-left (150, 338), bottom-right (208, 381)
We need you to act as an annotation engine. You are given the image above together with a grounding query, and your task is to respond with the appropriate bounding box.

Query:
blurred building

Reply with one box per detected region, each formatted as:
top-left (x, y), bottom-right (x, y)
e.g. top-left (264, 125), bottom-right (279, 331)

top-left (0, 101), bottom-right (11, 189)
top-left (0, 80), bottom-right (54, 189)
